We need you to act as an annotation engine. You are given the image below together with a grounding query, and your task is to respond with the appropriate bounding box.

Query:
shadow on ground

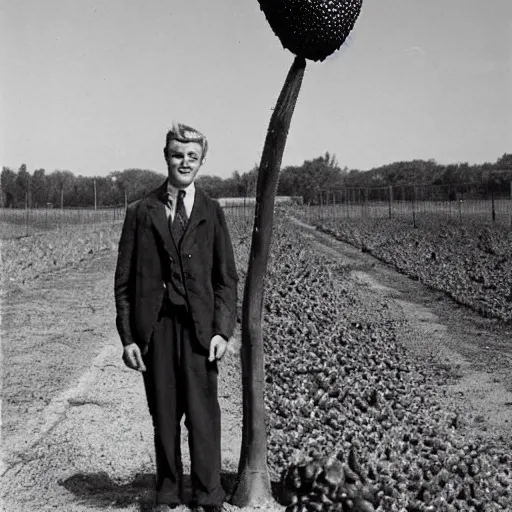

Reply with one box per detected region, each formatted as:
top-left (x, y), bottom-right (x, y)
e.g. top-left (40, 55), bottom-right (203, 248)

top-left (60, 472), bottom-right (283, 510)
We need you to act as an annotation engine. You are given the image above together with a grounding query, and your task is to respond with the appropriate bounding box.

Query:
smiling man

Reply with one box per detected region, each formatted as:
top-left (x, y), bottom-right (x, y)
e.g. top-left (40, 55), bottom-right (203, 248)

top-left (114, 123), bottom-right (239, 512)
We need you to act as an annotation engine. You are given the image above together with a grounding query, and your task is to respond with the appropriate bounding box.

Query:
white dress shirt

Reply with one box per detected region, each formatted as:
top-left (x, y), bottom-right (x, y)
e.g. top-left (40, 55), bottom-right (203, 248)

top-left (165, 181), bottom-right (196, 222)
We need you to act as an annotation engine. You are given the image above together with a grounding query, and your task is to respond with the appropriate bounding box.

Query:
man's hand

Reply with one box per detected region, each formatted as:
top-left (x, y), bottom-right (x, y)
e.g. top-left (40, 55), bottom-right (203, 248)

top-left (122, 343), bottom-right (147, 372)
top-left (209, 335), bottom-right (228, 362)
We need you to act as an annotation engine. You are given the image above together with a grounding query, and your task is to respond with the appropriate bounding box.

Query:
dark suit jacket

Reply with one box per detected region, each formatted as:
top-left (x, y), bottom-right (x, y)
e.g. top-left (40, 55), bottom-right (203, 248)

top-left (114, 180), bottom-right (239, 354)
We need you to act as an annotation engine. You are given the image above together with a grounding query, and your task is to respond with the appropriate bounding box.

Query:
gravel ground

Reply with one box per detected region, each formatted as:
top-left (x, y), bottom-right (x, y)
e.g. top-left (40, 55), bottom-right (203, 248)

top-left (0, 251), bottom-right (281, 512)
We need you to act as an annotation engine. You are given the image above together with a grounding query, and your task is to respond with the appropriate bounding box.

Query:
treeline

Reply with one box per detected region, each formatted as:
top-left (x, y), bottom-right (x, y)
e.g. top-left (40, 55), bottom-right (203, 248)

top-left (0, 153), bottom-right (342, 208)
top-left (0, 166), bottom-right (167, 209)
top-left (2, 152), bottom-right (511, 208)
top-left (343, 153), bottom-right (512, 191)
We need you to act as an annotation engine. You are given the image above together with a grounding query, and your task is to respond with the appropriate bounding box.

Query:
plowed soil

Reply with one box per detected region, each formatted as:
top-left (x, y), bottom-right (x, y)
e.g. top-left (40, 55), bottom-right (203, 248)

top-left (1, 219), bottom-right (511, 511)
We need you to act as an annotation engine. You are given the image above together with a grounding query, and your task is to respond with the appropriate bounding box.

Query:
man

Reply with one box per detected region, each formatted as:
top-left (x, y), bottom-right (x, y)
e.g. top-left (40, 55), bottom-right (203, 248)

top-left (114, 123), bottom-right (238, 512)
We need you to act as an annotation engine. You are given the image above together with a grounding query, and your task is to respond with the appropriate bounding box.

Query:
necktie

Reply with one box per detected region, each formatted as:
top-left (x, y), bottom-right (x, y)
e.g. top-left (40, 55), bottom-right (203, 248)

top-left (171, 190), bottom-right (188, 244)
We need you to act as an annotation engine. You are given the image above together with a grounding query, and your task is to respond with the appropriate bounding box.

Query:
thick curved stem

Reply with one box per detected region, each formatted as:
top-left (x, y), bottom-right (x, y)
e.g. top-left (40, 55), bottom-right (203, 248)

top-left (232, 55), bottom-right (307, 507)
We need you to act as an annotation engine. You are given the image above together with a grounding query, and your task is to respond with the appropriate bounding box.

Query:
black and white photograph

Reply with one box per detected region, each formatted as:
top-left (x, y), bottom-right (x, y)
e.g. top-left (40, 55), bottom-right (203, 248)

top-left (1, 1), bottom-right (512, 511)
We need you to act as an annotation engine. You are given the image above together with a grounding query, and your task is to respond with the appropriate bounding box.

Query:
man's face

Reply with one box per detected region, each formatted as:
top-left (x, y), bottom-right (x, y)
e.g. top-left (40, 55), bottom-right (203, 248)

top-left (165, 139), bottom-right (203, 188)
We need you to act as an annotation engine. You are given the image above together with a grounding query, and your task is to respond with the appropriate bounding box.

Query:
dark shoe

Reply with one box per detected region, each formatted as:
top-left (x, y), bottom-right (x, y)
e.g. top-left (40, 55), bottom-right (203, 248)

top-left (194, 506), bottom-right (223, 512)
top-left (153, 505), bottom-right (179, 512)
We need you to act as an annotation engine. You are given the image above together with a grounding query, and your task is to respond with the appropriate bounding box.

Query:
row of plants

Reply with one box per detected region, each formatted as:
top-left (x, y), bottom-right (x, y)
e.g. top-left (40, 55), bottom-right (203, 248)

top-left (1, 223), bottom-right (121, 288)
top-left (307, 214), bottom-right (512, 324)
top-left (228, 217), bottom-right (511, 511)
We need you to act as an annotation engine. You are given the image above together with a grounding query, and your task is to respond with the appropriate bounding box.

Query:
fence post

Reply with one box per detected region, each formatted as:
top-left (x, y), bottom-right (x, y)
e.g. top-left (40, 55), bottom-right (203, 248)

top-left (25, 191), bottom-right (29, 237)
top-left (491, 189), bottom-right (496, 223)
top-left (412, 187), bottom-right (417, 228)
top-left (388, 185), bottom-right (393, 219)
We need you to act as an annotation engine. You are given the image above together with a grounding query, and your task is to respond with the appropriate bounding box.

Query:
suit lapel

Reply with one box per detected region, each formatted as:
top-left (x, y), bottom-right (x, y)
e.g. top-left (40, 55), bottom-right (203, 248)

top-left (145, 180), bottom-right (209, 258)
top-left (181, 187), bottom-right (208, 247)
top-left (146, 180), bottom-right (179, 260)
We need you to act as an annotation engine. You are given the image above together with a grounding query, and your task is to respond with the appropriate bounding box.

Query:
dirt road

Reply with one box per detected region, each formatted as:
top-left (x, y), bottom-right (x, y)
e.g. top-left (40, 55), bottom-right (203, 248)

top-left (2, 222), bottom-right (511, 511)
top-left (1, 254), bottom-right (245, 512)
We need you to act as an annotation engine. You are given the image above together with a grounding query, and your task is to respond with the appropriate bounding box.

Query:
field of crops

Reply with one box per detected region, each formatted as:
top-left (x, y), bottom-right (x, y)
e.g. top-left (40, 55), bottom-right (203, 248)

top-left (3, 210), bottom-right (511, 511)
top-left (224, 218), bottom-right (511, 512)
top-left (301, 213), bottom-right (512, 325)
top-left (1, 222), bottom-right (122, 288)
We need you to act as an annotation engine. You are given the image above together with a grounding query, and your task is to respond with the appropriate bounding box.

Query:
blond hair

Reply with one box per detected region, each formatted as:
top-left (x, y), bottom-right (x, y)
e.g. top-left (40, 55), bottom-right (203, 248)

top-left (164, 122), bottom-right (208, 163)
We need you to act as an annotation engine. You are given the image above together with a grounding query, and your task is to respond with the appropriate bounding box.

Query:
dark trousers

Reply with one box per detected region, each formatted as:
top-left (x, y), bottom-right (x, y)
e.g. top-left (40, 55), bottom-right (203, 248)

top-left (142, 302), bottom-right (224, 507)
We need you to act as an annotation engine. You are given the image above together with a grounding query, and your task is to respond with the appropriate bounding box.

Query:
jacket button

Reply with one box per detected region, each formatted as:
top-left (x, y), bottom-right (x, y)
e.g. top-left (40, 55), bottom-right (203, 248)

top-left (187, 254), bottom-right (192, 258)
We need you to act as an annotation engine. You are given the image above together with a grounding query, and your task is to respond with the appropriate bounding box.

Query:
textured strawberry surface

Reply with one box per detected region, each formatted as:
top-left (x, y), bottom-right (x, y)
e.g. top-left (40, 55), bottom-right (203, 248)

top-left (258, 0), bottom-right (363, 62)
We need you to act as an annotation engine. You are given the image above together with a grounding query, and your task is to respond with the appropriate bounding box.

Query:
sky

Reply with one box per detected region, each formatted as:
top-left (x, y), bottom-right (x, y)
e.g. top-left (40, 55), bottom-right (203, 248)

top-left (1, 0), bottom-right (511, 179)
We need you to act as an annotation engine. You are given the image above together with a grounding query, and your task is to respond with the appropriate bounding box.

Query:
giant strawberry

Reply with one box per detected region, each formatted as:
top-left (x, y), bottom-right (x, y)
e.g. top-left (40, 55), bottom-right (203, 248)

top-left (233, 2), bottom-right (364, 507)
top-left (258, 0), bottom-right (363, 62)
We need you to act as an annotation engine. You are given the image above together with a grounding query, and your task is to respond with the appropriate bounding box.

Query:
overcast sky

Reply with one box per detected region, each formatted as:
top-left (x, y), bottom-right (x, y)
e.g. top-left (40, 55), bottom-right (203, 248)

top-left (2, 0), bottom-right (511, 179)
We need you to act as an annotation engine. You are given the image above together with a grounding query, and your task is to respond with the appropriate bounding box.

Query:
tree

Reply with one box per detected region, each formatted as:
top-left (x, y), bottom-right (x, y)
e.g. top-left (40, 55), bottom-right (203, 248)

top-left (109, 169), bottom-right (164, 205)
top-left (48, 170), bottom-right (74, 208)
top-left (496, 153), bottom-right (512, 168)
top-left (31, 169), bottom-right (48, 207)
top-left (195, 175), bottom-right (226, 198)
top-left (16, 164), bottom-right (31, 207)
top-left (1, 167), bottom-right (17, 207)
top-left (277, 153), bottom-right (344, 203)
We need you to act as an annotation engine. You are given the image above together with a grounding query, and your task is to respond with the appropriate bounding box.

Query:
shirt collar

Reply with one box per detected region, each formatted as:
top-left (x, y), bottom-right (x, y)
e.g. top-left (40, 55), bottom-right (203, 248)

top-left (165, 180), bottom-right (195, 201)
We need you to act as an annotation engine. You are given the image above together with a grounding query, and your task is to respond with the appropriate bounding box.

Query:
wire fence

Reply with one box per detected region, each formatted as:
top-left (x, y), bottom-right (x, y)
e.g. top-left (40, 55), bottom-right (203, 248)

top-left (301, 183), bottom-right (512, 228)
top-left (0, 204), bottom-right (257, 240)
top-left (0, 207), bottom-right (127, 239)
top-left (2, 184), bottom-right (511, 240)
top-left (0, 196), bottom-right (302, 240)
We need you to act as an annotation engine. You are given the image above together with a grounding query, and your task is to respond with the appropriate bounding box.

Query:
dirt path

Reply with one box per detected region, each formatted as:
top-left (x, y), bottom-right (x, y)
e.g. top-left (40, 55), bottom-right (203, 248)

top-left (291, 217), bottom-right (512, 442)
top-left (1, 254), bottom-right (249, 512)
